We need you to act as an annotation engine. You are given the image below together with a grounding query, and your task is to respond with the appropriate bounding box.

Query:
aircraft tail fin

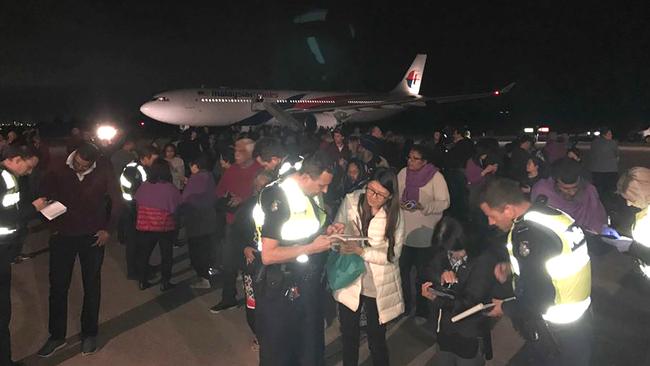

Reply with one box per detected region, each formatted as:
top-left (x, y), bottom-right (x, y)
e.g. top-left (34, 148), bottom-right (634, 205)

top-left (391, 54), bottom-right (427, 95)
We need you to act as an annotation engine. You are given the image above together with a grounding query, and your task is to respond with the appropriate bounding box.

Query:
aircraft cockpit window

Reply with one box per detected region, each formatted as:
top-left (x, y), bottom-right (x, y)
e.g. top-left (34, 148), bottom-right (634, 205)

top-left (152, 96), bottom-right (170, 102)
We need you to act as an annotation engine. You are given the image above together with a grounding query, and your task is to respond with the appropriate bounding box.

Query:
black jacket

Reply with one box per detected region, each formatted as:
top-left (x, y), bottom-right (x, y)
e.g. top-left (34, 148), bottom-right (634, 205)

top-left (425, 247), bottom-right (500, 359)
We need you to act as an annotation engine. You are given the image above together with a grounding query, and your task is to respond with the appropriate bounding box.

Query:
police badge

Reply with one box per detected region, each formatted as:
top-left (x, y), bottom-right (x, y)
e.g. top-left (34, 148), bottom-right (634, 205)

top-left (270, 200), bottom-right (279, 212)
top-left (519, 241), bottom-right (531, 257)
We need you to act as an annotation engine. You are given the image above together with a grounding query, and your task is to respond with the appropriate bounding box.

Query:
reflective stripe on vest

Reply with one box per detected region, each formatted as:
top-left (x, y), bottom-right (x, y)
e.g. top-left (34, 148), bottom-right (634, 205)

top-left (632, 208), bottom-right (650, 277)
top-left (253, 177), bottom-right (323, 263)
top-left (507, 208), bottom-right (592, 324)
top-left (120, 162), bottom-right (147, 201)
top-left (1, 170), bottom-right (19, 208)
top-left (0, 169), bottom-right (19, 235)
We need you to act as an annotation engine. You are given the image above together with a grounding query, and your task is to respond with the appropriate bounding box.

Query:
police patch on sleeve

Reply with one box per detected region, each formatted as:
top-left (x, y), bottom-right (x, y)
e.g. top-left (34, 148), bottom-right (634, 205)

top-left (519, 241), bottom-right (531, 257)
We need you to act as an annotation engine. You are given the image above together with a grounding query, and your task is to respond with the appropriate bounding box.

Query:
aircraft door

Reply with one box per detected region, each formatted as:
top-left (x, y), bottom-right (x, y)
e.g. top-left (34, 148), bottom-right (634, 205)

top-left (252, 94), bottom-right (265, 111)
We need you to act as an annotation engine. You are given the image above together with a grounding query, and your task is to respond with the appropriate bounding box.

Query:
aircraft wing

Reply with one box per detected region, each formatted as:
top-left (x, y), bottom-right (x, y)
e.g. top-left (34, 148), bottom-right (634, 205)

top-left (286, 95), bottom-right (424, 115)
top-left (426, 82), bottom-right (516, 104)
top-left (284, 82), bottom-right (515, 115)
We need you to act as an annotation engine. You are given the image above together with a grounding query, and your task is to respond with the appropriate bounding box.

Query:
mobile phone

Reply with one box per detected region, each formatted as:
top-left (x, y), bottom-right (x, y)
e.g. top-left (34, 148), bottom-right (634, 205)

top-left (404, 200), bottom-right (417, 210)
top-left (428, 287), bottom-right (455, 300)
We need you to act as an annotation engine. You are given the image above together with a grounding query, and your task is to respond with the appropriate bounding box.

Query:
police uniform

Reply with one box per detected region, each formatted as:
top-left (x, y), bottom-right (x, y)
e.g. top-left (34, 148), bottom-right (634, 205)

top-left (253, 175), bottom-right (328, 366)
top-left (505, 204), bottom-right (592, 366)
top-left (0, 167), bottom-right (22, 366)
top-left (119, 161), bottom-right (147, 278)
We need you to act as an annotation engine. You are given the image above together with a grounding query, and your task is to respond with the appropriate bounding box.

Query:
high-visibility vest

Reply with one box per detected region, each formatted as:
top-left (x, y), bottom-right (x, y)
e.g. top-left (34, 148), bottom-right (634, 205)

top-left (0, 169), bottom-right (20, 236)
top-left (507, 207), bottom-right (592, 325)
top-left (120, 161), bottom-right (147, 201)
top-left (253, 176), bottom-right (325, 263)
top-left (632, 208), bottom-right (650, 277)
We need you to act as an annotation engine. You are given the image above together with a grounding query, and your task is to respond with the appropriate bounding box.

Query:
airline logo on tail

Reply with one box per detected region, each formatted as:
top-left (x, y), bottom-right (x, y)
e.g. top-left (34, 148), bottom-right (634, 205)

top-left (406, 70), bottom-right (420, 88)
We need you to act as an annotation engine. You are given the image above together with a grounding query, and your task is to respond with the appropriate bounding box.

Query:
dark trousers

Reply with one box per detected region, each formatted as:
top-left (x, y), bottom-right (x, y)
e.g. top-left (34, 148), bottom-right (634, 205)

top-left (339, 296), bottom-right (389, 366)
top-left (0, 245), bottom-right (13, 366)
top-left (121, 208), bottom-right (138, 278)
top-left (136, 231), bottom-right (175, 282)
top-left (188, 234), bottom-right (215, 280)
top-left (256, 277), bottom-right (325, 366)
top-left (512, 313), bottom-right (592, 366)
top-left (399, 245), bottom-right (432, 317)
top-left (221, 226), bottom-right (242, 303)
top-left (49, 234), bottom-right (105, 340)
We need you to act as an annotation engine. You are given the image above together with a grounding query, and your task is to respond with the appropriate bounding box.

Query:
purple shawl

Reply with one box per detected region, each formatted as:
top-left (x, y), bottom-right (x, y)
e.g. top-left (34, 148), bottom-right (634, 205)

top-left (530, 177), bottom-right (607, 232)
top-left (465, 159), bottom-right (485, 186)
top-left (182, 171), bottom-right (216, 207)
top-left (135, 182), bottom-right (182, 213)
top-left (403, 163), bottom-right (438, 202)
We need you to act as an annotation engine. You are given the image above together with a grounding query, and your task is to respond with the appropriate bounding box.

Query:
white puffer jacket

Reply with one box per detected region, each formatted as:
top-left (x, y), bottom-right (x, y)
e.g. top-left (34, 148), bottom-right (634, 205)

top-left (333, 190), bottom-right (405, 324)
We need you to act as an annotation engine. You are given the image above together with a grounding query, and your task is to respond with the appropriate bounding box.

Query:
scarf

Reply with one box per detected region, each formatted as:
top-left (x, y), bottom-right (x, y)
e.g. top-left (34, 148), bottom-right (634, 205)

top-left (532, 177), bottom-right (607, 232)
top-left (402, 163), bottom-right (438, 202)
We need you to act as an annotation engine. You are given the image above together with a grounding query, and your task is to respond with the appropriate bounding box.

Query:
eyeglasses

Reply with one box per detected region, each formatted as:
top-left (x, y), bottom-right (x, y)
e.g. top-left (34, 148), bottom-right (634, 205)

top-left (366, 186), bottom-right (390, 200)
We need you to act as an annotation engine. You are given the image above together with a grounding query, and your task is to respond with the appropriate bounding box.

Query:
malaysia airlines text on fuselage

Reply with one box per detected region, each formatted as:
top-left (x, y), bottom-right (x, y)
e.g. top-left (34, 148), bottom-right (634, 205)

top-left (139, 54), bottom-right (513, 128)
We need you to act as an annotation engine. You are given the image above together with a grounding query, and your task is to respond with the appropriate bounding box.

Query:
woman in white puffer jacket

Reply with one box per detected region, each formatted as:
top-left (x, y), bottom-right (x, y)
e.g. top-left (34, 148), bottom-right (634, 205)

top-left (333, 168), bottom-right (405, 366)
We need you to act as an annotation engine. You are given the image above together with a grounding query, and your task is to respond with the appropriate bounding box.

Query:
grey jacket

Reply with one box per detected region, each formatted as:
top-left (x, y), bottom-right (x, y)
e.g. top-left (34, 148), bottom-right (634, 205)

top-left (589, 137), bottom-right (619, 173)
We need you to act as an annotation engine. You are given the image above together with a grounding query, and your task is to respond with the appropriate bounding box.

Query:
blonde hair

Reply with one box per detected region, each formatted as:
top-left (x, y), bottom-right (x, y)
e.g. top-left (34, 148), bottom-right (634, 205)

top-left (617, 167), bottom-right (650, 209)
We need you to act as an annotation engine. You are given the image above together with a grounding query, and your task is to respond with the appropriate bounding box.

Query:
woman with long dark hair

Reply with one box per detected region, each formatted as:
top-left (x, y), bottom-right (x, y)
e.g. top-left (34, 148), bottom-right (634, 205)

top-left (333, 168), bottom-right (405, 366)
top-left (342, 158), bottom-right (369, 194)
top-left (163, 143), bottom-right (185, 190)
top-left (421, 216), bottom-right (500, 365)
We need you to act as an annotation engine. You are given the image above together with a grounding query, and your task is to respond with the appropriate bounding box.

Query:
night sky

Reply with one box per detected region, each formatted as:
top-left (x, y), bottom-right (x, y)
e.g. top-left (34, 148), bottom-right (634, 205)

top-left (2, 1), bottom-right (650, 132)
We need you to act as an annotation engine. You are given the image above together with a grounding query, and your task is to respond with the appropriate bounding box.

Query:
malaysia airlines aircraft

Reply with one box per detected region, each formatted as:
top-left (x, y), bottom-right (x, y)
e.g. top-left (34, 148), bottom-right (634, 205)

top-left (140, 54), bottom-right (514, 129)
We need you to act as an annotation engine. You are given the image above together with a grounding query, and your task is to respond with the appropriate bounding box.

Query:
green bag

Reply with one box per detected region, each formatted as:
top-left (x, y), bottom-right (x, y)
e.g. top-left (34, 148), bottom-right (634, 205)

top-left (326, 251), bottom-right (366, 291)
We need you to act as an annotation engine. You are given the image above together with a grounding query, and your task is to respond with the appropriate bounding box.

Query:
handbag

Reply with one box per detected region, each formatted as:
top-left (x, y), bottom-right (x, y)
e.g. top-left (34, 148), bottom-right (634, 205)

top-left (326, 251), bottom-right (366, 291)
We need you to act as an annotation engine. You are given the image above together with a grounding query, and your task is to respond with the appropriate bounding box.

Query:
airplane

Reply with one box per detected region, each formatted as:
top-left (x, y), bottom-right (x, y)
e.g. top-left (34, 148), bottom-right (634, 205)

top-left (139, 54), bottom-right (514, 130)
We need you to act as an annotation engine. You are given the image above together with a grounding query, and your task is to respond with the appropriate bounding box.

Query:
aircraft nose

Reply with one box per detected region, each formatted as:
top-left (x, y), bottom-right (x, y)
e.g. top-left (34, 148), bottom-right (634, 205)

top-left (140, 101), bottom-right (154, 116)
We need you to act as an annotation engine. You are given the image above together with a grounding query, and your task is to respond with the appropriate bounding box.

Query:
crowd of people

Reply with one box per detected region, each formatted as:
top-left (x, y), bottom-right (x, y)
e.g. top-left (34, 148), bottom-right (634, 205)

top-left (0, 122), bottom-right (648, 366)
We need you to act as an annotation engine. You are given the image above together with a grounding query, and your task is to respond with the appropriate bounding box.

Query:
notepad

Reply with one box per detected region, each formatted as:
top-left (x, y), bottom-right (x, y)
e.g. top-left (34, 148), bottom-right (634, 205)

top-left (41, 201), bottom-right (67, 221)
top-left (328, 234), bottom-right (371, 242)
top-left (451, 297), bottom-right (516, 323)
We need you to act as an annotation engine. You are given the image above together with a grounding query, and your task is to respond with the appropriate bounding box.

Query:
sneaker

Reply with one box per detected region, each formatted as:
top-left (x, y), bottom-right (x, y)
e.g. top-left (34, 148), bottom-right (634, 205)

top-left (190, 278), bottom-right (212, 289)
top-left (37, 338), bottom-right (67, 358)
top-left (209, 300), bottom-right (238, 314)
top-left (81, 337), bottom-right (98, 356)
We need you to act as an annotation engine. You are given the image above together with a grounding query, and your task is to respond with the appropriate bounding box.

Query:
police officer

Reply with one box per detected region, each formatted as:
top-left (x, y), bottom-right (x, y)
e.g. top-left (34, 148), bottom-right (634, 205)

top-left (0, 145), bottom-right (43, 366)
top-left (254, 151), bottom-right (343, 366)
top-left (119, 145), bottom-right (158, 280)
top-left (478, 178), bottom-right (592, 366)
top-left (601, 167), bottom-right (650, 276)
